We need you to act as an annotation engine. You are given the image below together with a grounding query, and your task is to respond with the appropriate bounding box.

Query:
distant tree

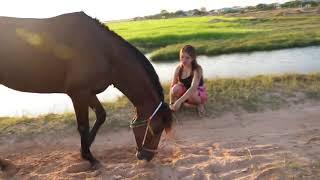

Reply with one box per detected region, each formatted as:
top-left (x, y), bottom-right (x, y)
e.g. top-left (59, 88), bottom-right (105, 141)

top-left (304, 1), bottom-right (320, 7)
top-left (175, 10), bottom-right (184, 14)
top-left (133, 17), bottom-right (144, 21)
top-left (200, 7), bottom-right (207, 12)
top-left (256, 3), bottom-right (277, 10)
top-left (281, 1), bottom-right (303, 8)
top-left (160, 10), bottom-right (169, 14)
top-left (246, 6), bottom-right (257, 11)
top-left (136, 0), bottom-right (320, 20)
top-left (174, 10), bottom-right (187, 17)
top-left (256, 3), bottom-right (267, 9)
top-left (192, 9), bottom-right (201, 15)
top-left (192, 9), bottom-right (208, 16)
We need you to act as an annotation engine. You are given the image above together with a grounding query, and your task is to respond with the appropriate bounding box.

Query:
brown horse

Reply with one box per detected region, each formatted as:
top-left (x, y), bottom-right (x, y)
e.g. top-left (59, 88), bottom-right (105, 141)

top-left (0, 12), bottom-right (172, 167)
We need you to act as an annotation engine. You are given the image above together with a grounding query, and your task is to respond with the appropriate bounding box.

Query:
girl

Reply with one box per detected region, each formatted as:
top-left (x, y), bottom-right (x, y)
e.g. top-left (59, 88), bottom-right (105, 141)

top-left (169, 45), bottom-right (208, 116)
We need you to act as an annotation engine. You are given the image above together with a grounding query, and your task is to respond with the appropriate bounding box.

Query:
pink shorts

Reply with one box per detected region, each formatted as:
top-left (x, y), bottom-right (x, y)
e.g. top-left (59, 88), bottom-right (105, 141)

top-left (171, 83), bottom-right (208, 104)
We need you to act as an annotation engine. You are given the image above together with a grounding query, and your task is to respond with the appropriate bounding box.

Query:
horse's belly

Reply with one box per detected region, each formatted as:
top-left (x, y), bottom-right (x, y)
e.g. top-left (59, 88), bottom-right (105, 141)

top-left (0, 63), bottom-right (67, 93)
top-left (1, 77), bottom-right (66, 93)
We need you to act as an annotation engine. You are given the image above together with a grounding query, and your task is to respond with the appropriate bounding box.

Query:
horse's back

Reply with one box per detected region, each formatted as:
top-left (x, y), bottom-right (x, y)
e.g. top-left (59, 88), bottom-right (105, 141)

top-left (0, 12), bottom-right (110, 93)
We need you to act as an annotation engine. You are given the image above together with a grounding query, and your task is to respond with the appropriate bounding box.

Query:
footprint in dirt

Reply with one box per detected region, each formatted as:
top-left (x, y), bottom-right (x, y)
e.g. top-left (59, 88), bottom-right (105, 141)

top-left (0, 158), bottom-right (19, 178)
top-left (63, 161), bottom-right (102, 178)
top-left (65, 162), bottom-right (96, 173)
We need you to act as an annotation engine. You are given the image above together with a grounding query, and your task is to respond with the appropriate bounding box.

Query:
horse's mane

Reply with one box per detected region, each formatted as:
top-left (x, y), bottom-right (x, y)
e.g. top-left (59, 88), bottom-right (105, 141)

top-left (90, 15), bottom-right (164, 101)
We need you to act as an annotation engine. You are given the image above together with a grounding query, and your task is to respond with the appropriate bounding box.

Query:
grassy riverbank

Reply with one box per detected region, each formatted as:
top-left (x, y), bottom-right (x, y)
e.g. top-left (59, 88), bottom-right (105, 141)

top-left (0, 73), bottom-right (319, 137)
top-left (107, 9), bottom-right (320, 61)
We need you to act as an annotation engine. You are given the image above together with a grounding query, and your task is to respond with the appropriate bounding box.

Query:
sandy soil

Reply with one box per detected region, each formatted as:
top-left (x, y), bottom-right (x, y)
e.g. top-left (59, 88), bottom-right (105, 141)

top-left (1, 102), bottom-right (320, 179)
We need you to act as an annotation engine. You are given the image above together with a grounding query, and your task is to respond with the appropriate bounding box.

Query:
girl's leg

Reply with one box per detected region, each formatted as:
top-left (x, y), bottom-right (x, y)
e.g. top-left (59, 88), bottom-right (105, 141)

top-left (186, 87), bottom-right (207, 117)
top-left (197, 104), bottom-right (206, 117)
top-left (197, 87), bottom-right (208, 117)
top-left (170, 83), bottom-right (186, 104)
top-left (186, 92), bottom-right (202, 105)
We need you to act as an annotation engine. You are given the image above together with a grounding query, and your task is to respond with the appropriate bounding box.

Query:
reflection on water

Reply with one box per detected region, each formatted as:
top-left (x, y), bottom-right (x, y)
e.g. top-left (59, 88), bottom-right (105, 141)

top-left (152, 46), bottom-right (320, 81)
top-left (0, 85), bottom-right (122, 117)
top-left (1, 46), bottom-right (319, 116)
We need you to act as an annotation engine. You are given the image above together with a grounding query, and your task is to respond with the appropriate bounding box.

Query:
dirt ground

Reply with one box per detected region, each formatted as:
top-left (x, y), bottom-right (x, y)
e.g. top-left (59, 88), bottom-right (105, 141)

top-left (1, 101), bottom-right (320, 179)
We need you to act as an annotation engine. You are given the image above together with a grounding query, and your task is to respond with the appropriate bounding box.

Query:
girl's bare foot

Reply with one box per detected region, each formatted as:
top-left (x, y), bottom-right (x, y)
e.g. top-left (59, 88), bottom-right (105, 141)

top-left (197, 104), bottom-right (206, 117)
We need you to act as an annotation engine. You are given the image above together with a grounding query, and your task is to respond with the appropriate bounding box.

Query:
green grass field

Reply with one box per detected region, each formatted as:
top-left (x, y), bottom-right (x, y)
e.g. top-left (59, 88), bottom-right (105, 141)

top-left (1, 73), bottom-right (319, 137)
top-left (107, 15), bottom-right (320, 61)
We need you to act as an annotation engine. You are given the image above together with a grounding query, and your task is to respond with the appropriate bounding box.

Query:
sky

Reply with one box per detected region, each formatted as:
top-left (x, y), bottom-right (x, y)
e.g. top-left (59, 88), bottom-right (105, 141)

top-left (0, 0), bottom-right (290, 21)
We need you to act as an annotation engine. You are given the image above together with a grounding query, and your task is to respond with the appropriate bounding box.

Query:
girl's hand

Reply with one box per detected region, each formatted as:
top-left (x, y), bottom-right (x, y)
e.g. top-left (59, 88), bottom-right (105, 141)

top-left (170, 101), bottom-right (182, 111)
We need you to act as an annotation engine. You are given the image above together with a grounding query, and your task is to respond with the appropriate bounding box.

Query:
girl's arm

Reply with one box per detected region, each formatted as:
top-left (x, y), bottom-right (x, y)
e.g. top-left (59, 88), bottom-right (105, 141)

top-left (169, 66), bottom-right (180, 104)
top-left (170, 66), bottom-right (180, 87)
top-left (175, 67), bottom-right (202, 105)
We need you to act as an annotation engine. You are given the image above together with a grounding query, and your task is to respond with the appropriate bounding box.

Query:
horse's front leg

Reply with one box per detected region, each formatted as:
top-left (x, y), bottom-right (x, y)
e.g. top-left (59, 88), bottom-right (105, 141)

top-left (88, 95), bottom-right (106, 147)
top-left (69, 91), bottom-right (99, 166)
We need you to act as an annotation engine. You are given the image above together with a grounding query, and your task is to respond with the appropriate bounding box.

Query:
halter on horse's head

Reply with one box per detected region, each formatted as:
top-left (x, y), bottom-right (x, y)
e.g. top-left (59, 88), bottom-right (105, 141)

top-left (130, 102), bottom-right (172, 161)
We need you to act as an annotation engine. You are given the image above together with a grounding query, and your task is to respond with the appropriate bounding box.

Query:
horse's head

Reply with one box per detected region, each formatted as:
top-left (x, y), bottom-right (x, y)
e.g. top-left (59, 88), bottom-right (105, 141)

top-left (130, 102), bottom-right (172, 161)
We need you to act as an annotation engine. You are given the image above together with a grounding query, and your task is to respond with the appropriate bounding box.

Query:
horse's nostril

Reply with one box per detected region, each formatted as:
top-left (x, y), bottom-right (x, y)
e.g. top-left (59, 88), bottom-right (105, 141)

top-left (136, 151), bottom-right (144, 160)
top-left (136, 150), bottom-right (155, 161)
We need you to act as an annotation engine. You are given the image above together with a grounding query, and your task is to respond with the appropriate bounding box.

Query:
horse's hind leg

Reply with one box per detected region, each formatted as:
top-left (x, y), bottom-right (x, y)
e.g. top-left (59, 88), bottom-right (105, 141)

top-left (69, 91), bottom-right (98, 165)
top-left (88, 95), bottom-right (106, 147)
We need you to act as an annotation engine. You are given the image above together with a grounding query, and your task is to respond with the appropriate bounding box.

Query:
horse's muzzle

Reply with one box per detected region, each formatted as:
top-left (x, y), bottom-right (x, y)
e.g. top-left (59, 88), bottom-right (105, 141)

top-left (136, 149), bottom-right (154, 161)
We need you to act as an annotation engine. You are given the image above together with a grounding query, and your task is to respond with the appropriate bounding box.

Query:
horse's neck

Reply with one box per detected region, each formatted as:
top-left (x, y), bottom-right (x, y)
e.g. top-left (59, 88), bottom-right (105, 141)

top-left (109, 47), bottom-right (160, 120)
top-left (113, 72), bottom-right (160, 119)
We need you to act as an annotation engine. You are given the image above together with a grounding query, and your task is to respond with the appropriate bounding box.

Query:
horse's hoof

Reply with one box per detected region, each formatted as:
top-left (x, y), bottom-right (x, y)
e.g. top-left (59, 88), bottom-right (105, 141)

top-left (90, 160), bottom-right (102, 170)
top-left (80, 151), bottom-right (93, 161)
top-left (0, 159), bottom-right (19, 177)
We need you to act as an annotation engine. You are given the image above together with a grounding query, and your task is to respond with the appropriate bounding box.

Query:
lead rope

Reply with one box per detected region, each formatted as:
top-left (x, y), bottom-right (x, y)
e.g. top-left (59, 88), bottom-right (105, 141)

top-left (141, 101), bottom-right (163, 147)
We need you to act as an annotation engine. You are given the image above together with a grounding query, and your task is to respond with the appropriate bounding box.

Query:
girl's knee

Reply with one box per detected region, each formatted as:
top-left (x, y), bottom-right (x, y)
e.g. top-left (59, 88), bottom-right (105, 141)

top-left (187, 92), bottom-right (202, 104)
top-left (171, 84), bottom-right (186, 97)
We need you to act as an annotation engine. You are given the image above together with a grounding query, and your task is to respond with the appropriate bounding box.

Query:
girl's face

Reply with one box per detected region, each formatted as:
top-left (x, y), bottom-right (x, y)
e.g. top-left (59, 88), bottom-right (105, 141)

top-left (180, 51), bottom-right (193, 67)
